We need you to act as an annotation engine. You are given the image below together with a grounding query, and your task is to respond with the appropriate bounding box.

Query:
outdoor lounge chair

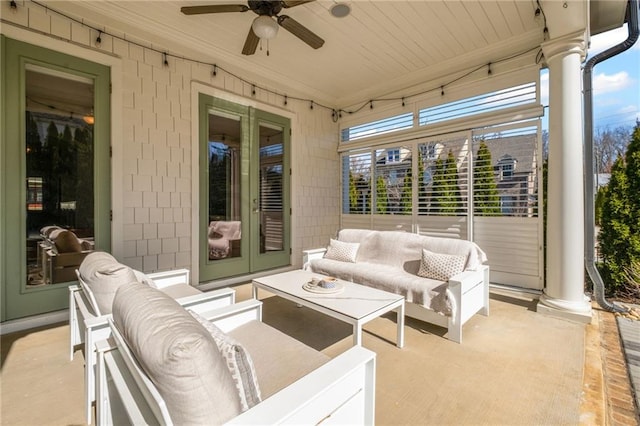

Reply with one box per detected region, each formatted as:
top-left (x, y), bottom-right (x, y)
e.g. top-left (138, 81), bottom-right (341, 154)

top-left (69, 251), bottom-right (235, 424)
top-left (95, 282), bottom-right (376, 425)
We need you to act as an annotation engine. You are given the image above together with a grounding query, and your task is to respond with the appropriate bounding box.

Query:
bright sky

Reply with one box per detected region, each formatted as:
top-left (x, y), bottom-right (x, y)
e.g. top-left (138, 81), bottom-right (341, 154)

top-left (541, 24), bottom-right (640, 132)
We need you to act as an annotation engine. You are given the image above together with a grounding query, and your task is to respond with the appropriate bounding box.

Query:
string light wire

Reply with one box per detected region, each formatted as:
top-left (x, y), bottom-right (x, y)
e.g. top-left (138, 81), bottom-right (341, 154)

top-left (18, 0), bottom-right (543, 120)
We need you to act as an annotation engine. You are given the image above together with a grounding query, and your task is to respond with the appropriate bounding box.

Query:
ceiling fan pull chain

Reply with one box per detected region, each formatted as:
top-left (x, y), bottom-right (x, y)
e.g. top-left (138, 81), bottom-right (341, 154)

top-left (267, 39), bottom-right (270, 56)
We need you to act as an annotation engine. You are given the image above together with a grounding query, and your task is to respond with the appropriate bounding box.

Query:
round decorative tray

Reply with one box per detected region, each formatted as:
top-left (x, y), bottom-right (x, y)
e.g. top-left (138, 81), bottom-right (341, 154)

top-left (302, 278), bottom-right (344, 294)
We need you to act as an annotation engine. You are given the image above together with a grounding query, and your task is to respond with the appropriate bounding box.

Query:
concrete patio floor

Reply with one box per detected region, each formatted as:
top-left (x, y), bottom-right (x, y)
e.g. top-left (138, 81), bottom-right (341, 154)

top-left (1, 284), bottom-right (638, 425)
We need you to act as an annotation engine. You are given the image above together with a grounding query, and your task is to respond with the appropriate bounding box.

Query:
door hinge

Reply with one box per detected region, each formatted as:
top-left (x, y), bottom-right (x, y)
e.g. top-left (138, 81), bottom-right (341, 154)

top-left (290, 248), bottom-right (292, 255)
top-left (290, 207), bottom-right (292, 215)
top-left (110, 210), bottom-right (113, 221)
top-left (109, 82), bottom-right (112, 94)
top-left (289, 128), bottom-right (292, 136)
top-left (110, 146), bottom-right (113, 157)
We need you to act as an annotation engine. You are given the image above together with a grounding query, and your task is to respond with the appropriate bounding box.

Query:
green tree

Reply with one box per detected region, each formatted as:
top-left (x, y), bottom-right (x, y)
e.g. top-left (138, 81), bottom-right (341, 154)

top-left (599, 125), bottom-right (640, 295)
top-left (43, 121), bottom-right (60, 215)
top-left (349, 171), bottom-right (358, 213)
top-left (440, 151), bottom-right (460, 214)
top-left (417, 153), bottom-right (426, 214)
top-left (375, 175), bottom-right (387, 213)
top-left (74, 127), bottom-right (93, 229)
top-left (400, 171), bottom-right (412, 214)
top-left (474, 141), bottom-right (501, 215)
top-left (429, 158), bottom-right (444, 214)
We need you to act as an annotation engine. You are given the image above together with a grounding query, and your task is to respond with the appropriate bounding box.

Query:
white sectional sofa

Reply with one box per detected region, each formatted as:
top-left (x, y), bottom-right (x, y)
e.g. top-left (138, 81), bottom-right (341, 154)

top-left (304, 229), bottom-right (490, 343)
top-left (95, 283), bottom-right (377, 425)
top-left (69, 251), bottom-right (235, 424)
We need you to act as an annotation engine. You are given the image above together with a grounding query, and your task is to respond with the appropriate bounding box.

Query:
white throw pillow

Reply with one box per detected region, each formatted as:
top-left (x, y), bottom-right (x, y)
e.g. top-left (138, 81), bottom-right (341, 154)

top-left (324, 239), bottom-right (360, 263)
top-left (417, 249), bottom-right (466, 281)
top-left (189, 310), bottom-right (262, 411)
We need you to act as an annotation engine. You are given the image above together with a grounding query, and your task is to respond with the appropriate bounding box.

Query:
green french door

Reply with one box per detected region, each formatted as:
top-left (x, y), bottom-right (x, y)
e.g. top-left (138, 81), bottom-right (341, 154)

top-left (1, 37), bottom-right (111, 321)
top-left (199, 94), bottom-right (291, 281)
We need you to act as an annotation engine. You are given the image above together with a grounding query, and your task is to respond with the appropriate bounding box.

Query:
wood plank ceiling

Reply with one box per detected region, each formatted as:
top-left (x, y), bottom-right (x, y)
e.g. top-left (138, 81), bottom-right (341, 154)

top-left (46, 1), bottom-right (549, 108)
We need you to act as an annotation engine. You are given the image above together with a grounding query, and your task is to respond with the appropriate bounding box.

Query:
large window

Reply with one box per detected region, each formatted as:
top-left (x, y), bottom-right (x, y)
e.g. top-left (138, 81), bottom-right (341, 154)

top-left (338, 73), bottom-right (543, 290)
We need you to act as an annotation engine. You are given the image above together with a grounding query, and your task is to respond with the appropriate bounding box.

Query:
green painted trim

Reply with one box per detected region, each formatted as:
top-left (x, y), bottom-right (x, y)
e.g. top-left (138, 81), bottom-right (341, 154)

top-left (198, 94), bottom-right (251, 281)
top-left (1, 37), bottom-right (111, 321)
top-left (197, 94), bottom-right (291, 282)
top-left (1, 35), bottom-right (7, 322)
top-left (250, 108), bottom-right (291, 271)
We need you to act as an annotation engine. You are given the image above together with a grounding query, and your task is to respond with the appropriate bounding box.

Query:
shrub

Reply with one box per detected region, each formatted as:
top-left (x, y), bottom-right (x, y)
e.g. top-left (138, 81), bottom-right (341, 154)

top-left (598, 124), bottom-right (640, 298)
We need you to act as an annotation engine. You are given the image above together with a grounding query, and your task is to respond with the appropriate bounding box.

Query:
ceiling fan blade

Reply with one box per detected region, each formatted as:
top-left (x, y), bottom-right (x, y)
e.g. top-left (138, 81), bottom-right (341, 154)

top-left (277, 15), bottom-right (324, 49)
top-left (180, 4), bottom-right (249, 15)
top-left (242, 27), bottom-right (260, 55)
top-left (281, 0), bottom-right (315, 8)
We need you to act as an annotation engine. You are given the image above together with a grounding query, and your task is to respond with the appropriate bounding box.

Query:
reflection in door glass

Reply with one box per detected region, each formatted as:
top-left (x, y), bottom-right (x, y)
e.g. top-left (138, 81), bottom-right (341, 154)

top-left (259, 124), bottom-right (284, 253)
top-left (25, 66), bottom-right (95, 287)
top-left (208, 113), bottom-right (242, 260)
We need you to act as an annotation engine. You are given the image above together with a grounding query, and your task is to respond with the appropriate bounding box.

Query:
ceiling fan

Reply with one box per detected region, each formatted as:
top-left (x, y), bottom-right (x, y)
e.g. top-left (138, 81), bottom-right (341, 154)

top-left (180, 1), bottom-right (325, 55)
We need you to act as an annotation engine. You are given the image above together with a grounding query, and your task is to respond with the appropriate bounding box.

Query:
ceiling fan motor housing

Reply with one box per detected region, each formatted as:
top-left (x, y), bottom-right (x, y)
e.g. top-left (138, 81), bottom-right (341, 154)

top-left (249, 1), bottom-right (283, 16)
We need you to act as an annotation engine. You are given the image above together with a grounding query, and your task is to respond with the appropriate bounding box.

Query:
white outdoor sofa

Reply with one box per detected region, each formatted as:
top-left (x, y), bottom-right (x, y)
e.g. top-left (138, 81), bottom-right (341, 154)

top-left (95, 282), bottom-right (377, 425)
top-left (69, 251), bottom-right (235, 424)
top-left (304, 229), bottom-right (490, 343)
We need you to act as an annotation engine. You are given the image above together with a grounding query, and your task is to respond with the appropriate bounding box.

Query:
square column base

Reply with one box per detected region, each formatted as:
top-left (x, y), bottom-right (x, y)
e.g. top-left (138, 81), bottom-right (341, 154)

top-left (536, 300), bottom-right (593, 324)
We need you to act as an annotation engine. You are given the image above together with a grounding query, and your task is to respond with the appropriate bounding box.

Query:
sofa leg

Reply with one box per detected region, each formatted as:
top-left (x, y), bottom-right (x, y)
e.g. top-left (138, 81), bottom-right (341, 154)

top-left (447, 319), bottom-right (462, 344)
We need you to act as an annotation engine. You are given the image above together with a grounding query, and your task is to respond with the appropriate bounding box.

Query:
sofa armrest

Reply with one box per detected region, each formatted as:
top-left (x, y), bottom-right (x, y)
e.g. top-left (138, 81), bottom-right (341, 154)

top-left (227, 346), bottom-right (376, 425)
top-left (147, 268), bottom-right (190, 288)
top-left (448, 267), bottom-right (486, 295)
top-left (195, 299), bottom-right (263, 333)
top-left (95, 329), bottom-right (376, 426)
top-left (302, 248), bottom-right (327, 269)
top-left (176, 287), bottom-right (236, 314)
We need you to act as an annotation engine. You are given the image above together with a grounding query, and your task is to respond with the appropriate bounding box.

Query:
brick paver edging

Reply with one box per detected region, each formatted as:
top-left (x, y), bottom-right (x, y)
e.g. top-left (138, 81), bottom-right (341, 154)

top-left (600, 310), bottom-right (640, 425)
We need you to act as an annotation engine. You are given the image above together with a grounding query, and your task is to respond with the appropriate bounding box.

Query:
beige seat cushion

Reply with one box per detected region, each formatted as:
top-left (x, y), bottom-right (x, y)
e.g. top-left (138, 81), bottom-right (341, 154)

top-left (112, 283), bottom-right (241, 425)
top-left (228, 320), bottom-right (330, 398)
top-left (160, 283), bottom-right (202, 299)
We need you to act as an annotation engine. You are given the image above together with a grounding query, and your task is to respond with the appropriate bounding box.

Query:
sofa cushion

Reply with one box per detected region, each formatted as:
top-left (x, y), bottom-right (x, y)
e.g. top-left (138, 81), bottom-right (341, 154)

top-left (189, 310), bottom-right (261, 411)
top-left (54, 230), bottom-right (82, 253)
top-left (112, 283), bottom-right (241, 425)
top-left (324, 239), bottom-right (359, 263)
top-left (78, 252), bottom-right (138, 315)
top-left (418, 249), bottom-right (466, 281)
top-left (228, 320), bottom-right (330, 398)
top-left (309, 258), bottom-right (451, 315)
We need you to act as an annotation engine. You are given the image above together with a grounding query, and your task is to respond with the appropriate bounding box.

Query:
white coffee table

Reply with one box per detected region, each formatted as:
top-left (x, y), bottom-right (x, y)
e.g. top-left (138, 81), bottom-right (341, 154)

top-left (252, 269), bottom-right (405, 348)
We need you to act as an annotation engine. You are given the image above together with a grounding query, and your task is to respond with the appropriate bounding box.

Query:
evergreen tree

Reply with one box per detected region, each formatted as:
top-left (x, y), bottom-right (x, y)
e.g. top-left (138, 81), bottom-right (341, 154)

top-left (430, 158), bottom-right (444, 214)
top-left (599, 125), bottom-right (640, 294)
top-left (400, 171), bottom-right (412, 214)
top-left (440, 151), bottom-right (460, 214)
top-left (74, 127), bottom-right (93, 230)
top-left (43, 121), bottom-right (60, 216)
top-left (474, 141), bottom-right (501, 215)
top-left (349, 171), bottom-right (358, 213)
top-left (417, 153), bottom-right (426, 214)
top-left (375, 175), bottom-right (387, 213)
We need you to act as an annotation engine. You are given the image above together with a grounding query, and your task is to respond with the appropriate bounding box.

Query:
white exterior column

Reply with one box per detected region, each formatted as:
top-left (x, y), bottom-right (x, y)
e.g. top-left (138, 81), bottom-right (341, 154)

top-left (537, 31), bottom-right (592, 322)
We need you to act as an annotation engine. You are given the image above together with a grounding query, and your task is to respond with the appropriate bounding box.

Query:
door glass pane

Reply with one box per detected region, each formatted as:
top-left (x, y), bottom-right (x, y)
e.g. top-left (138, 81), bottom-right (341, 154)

top-left (25, 65), bottom-right (95, 287)
top-left (259, 123), bottom-right (284, 253)
top-left (207, 113), bottom-right (242, 260)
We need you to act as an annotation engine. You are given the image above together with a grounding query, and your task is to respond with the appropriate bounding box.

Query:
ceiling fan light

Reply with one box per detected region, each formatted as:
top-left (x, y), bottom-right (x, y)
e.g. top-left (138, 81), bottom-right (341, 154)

top-left (83, 110), bottom-right (95, 125)
top-left (252, 16), bottom-right (279, 39)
